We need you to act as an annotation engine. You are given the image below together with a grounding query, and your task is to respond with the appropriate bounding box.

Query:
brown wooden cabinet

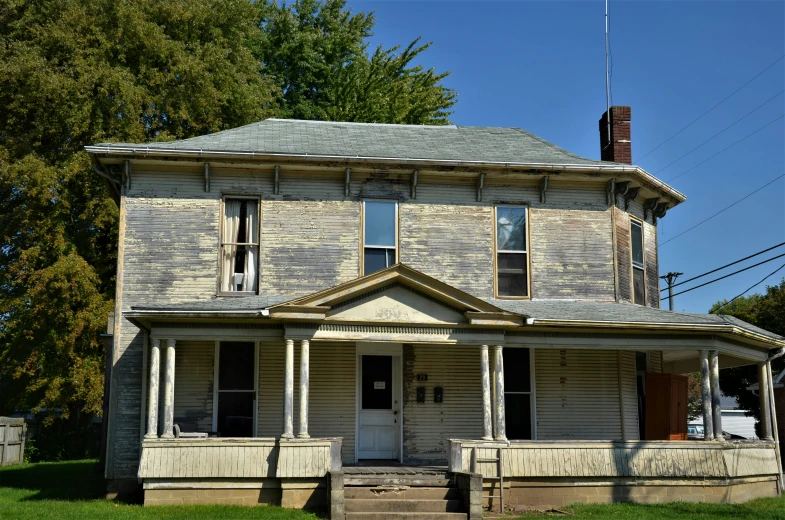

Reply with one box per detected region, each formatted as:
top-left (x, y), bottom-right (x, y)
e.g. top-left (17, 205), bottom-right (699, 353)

top-left (644, 372), bottom-right (688, 440)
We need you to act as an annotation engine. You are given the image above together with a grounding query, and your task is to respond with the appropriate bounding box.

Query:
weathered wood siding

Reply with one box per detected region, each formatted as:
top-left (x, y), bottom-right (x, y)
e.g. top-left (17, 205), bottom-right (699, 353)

top-left (260, 201), bottom-right (360, 295)
top-left (529, 208), bottom-right (614, 300)
top-left (399, 204), bottom-right (494, 296)
top-left (614, 206), bottom-right (633, 303)
top-left (535, 349), bottom-right (628, 440)
top-left (173, 342), bottom-right (214, 433)
top-left (257, 342), bottom-right (356, 463)
top-left (109, 165), bottom-right (659, 480)
top-left (402, 344), bottom-right (483, 464)
top-left (452, 440), bottom-right (779, 479)
top-left (619, 351), bottom-right (640, 440)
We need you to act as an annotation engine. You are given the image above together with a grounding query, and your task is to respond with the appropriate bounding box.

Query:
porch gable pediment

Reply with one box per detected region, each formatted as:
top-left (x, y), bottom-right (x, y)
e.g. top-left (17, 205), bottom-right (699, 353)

top-left (268, 264), bottom-right (522, 327)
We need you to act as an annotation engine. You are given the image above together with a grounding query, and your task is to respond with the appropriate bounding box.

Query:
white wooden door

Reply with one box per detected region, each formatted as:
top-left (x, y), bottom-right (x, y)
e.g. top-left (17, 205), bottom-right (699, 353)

top-left (357, 355), bottom-right (399, 459)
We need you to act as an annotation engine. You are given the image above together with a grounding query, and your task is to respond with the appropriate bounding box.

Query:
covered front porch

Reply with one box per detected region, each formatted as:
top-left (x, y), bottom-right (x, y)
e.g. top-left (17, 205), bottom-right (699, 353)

top-left (127, 265), bottom-right (785, 513)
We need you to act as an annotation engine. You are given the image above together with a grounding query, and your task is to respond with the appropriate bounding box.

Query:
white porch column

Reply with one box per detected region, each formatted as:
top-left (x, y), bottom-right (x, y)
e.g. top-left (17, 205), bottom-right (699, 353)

top-left (709, 350), bottom-right (723, 440)
top-left (160, 339), bottom-right (176, 439)
top-left (297, 339), bottom-right (310, 439)
top-left (494, 345), bottom-right (507, 441)
top-left (282, 338), bottom-right (295, 439)
top-left (700, 350), bottom-right (714, 441)
top-left (480, 345), bottom-right (493, 440)
top-left (144, 339), bottom-right (161, 439)
top-left (759, 362), bottom-right (773, 440)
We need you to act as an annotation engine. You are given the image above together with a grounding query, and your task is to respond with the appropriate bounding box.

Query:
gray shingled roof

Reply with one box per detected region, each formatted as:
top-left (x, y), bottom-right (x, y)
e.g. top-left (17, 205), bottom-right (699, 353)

top-left (719, 394), bottom-right (742, 411)
top-left (95, 118), bottom-right (618, 166)
top-left (130, 294), bottom-right (783, 343)
top-left (485, 299), bottom-right (784, 341)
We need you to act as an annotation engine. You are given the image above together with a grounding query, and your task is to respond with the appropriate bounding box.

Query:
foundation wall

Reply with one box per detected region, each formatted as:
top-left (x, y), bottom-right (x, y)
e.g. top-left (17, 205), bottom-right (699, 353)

top-left (144, 478), bottom-right (327, 508)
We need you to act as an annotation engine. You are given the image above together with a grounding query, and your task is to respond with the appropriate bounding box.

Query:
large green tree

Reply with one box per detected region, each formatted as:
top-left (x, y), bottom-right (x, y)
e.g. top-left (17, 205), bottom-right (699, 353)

top-left (252, 0), bottom-right (456, 123)
top-left (0, 0), bottom-right (277, 420)
top-left (710, 279), bottom-right (785, 432)
top-left (0, 0), bottom-right (456, 424)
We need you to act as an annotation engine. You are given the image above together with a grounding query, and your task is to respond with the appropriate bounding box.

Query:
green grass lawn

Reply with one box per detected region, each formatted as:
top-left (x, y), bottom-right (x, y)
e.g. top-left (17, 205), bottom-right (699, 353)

top-left (0, 460), bottom-right (322, 519)
top-left (2, 460), bottom-right (785, 519)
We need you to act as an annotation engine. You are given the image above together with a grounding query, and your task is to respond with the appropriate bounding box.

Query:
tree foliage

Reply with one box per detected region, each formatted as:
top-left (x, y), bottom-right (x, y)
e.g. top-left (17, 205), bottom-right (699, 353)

top-left (0, 0), bottom-right (277, 419)
top-left (710, 279), bottom-right (785, 432)
top-left (0, 0), bottom-right (455, 422)
top-left (252, 0), bottom-right (456, 123)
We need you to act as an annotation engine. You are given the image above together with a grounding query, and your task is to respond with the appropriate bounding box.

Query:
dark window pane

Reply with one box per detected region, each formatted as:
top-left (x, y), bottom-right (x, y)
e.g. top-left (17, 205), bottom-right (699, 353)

top-left (636, 352), bottom-right (648, 372)
top-left (633, 267), bottom-right (645, 305)
top-left (217, 392), bottom-right (254, 437)
top-left (497, 253), bottom-right (528, 297)
top-left (631, 221), bottom-right (644, 268)
top-left (219, 342), bottom-right (255, 390)
top-left (503, 348), bottom-right (531, 393)
top-left (497, 207), bottom-right (526, 251)
top-left (364, 248), bottom-right (395, 275)
top-left (505, 394), bottom-right (532, 440)
top-left (364, 201), bottom-right (396, 247)
top-left (361, 356), bottom-right (392, 409)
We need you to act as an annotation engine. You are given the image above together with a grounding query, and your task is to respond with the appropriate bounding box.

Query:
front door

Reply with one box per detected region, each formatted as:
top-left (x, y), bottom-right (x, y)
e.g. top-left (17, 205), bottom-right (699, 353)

top-left (357, 355), bottom-right (399, 459)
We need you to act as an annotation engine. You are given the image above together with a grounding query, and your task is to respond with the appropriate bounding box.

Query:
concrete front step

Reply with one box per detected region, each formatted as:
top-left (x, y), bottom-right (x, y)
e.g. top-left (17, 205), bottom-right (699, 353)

top-left (345, 477), bottom-right (453, 487)
top-left (345, 486), bottom-right (461, 500)
top-left (346, 499), bottom-right (464, 513)
top-left (345, 513), bottom-right (467, 520)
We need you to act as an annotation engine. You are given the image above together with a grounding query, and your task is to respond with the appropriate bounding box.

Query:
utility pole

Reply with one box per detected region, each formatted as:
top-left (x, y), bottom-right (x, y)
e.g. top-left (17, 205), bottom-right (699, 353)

top-left (661, 272), bottom-right (683, 311)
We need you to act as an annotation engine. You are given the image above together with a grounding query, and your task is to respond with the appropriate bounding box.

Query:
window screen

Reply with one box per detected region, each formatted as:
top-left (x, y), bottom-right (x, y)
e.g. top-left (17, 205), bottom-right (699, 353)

top-left (504, 348), bottom-right (533, 440)
top-left (496, 207), bottom-right (528, 297)
top-left (363, 201), bottom-right (397, 275)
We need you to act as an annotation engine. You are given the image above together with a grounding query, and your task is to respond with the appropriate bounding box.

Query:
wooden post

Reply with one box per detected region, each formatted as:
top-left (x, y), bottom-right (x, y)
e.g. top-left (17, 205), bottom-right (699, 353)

top-left (144, 339), bottom-right (161, 439)
top-left (297, 339), bottom-right (310, 439)
top-left (767, 362), bottom-right (784, 491)
top-left (480, 345), bottom-right (493, 440)
top-left (494, 345), bottom-right (507, 441)
top-left (760, 362), bottom-right (773, 440)
top-left (161, 339), bottom-right (176, 439)
top-left (709, 350), bottom-right (723, 440)
top-left (282, 339), bottom-right (294, 439)
top-left (700, 350), bottom-right (714, 441)
top-left (1, 420), bottom-right (8, 466)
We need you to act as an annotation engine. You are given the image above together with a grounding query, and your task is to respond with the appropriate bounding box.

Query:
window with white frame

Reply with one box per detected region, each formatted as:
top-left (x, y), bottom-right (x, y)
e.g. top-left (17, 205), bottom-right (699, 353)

top-left (630, 219), bottom-right (645, 305)
top-left (504, 347), bottom-right (534, 440)
top-left (363, 200), bottom-right (397, 276)
top-left (220, 197), bottom-right (259, 294)
top-left (495, 206), bottom-right (529, 297)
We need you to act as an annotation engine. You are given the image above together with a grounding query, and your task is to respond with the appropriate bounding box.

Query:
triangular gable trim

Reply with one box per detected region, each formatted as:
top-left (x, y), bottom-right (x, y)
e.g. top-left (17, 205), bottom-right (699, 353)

top-left (268, 264), bottom-right (522, 327)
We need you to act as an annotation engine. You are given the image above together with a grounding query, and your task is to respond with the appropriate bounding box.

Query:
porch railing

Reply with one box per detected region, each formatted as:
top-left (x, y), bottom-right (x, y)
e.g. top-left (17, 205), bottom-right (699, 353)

top-left (449, 439), bottom-right (779, 480)
top-left (138, 437), bottom-right (342, 480)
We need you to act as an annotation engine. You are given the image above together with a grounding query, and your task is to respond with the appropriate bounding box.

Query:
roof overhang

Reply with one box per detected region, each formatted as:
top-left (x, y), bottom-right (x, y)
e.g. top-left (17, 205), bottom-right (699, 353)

top-left (85, 145), bottom-right (686, 206)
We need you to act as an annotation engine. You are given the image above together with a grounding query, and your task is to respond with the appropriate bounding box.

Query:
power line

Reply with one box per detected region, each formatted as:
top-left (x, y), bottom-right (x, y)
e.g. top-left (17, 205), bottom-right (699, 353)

top-left (660, 173), bottom-right (785, 246)
top-left (661, 252), bottom-right (785, 301)
top-left (665, 115), bottom-right (784, 183)
top-left (714, 262), bottom-right (785, 312)
top-left (660, 242), bottom-right (785, 291)
top-left (637, 54), bottom-right (785, 162)
top-left (652, 90), bottom-right (784, 174)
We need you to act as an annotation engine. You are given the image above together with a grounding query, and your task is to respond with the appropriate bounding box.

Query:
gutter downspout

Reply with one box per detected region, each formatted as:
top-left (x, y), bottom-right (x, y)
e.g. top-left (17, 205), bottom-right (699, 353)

top-left (767, 347), bottom-right (785, 493)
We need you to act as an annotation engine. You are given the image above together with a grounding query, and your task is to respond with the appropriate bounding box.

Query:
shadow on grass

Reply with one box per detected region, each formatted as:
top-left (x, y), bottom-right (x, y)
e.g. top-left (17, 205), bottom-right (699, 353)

top-left (0, 459), bottom-right (106, 501)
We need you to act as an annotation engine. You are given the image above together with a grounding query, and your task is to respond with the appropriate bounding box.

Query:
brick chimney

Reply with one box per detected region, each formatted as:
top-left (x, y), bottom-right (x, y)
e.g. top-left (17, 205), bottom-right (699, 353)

top-left (599, 106), bottom-right (632, 164)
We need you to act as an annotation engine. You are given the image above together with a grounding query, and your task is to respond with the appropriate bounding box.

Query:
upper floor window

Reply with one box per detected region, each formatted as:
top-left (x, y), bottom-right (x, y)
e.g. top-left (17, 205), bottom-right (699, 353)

top-left (363, 200), bottom-right (397, 276)
top-left (495, 206), bottom-right (529, 298)
top-left (220, 197), bottom-right (259, 294)
top-left (630, 219), bottom-right (645, 305)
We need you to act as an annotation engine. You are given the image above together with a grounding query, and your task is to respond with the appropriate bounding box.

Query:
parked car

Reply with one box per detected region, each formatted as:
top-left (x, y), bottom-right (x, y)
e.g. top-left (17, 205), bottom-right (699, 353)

top-left (687, 423), bottom-right (746, 440)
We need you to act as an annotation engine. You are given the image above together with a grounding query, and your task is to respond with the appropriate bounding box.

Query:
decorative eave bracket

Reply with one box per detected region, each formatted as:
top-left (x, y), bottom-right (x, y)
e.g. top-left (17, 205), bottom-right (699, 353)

top-left (540, 176), bottom-right (549, 204)
top-left (476, 173), bottom-right (485, 202)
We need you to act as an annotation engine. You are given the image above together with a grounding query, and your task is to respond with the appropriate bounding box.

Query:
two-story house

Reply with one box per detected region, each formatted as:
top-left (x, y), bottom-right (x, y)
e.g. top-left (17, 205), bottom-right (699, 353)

top-left (87, 107), bottom-right (784, 517)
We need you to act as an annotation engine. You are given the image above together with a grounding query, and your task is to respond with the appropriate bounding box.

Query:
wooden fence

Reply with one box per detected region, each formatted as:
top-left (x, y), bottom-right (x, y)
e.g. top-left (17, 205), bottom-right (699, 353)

top-left (0, 417), bottom-right (27, 466)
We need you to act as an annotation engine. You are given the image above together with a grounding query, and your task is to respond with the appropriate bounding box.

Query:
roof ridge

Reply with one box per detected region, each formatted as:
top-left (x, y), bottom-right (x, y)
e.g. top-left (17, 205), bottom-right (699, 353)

top-left (265, 118), bottom-right (458, 130)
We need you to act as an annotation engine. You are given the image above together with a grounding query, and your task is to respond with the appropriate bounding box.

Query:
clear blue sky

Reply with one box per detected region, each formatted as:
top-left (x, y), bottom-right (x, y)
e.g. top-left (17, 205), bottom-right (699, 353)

top-left (347, 0), bottom-right (785, 314)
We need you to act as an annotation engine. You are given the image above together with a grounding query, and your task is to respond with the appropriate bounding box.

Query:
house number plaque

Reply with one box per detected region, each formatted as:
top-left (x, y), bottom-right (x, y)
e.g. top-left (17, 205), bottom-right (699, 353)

top-left (416, 374), bottom-right (428, 381)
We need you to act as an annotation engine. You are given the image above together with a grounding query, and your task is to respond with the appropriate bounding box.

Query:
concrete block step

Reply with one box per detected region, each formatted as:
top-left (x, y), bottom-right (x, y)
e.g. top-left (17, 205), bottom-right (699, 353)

top-left (345, 486), bottom-right (461, 500)
top-left (346, 499), bottom-right (464, 513)
top-left (346, 513), bottom-right (467, 520)
top-left (345, 477), bottom-right (453, 487)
